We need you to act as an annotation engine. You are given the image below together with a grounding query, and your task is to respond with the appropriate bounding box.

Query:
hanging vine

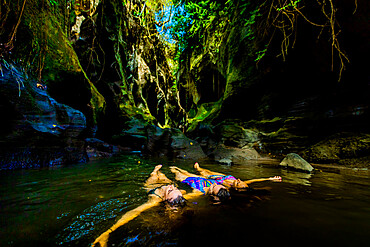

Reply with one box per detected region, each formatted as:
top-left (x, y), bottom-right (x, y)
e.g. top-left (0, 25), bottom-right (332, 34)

top-left (7, 0), bottom-right (27, 51)
top-left (0, 0), bottom-right (27, 57)
top-left (257, 0), bottom-right (355, 80)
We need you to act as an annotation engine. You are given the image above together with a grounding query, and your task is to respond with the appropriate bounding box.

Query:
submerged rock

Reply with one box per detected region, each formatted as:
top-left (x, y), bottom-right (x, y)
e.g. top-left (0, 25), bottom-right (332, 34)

top-left (280, 153), bottom-right (314, 173)
top-left (217, 158), bottom-right (233, 166)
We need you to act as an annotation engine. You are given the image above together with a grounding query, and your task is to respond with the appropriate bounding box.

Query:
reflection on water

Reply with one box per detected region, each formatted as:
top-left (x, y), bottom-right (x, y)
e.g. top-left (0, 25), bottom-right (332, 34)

top-left (280, 169), bottom-right (312, 186)
top-left (0, 155), bottom-right (369, 246)
top-left (57, 198), bottom-right (130, 245)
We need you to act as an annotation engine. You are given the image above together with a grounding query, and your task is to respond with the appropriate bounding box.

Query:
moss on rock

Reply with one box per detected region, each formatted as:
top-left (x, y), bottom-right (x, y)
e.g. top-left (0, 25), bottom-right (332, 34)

top-left (301, 132), bottom-right (370, 167)
top-left (4, 0), bottom-right (106, 130)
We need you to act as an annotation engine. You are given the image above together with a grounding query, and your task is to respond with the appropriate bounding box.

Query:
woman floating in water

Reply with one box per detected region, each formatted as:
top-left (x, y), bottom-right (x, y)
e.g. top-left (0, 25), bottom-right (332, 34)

top-left (92, 164), bottom-right (282, 246)
top-left (193, 162), bottom-right (282, 190)
top-left (170, 166), bottom-right (231, 202)
top-left (92, 165), bottom-right (199, 247)
top-left (169, 163), bottom-right (282, 201)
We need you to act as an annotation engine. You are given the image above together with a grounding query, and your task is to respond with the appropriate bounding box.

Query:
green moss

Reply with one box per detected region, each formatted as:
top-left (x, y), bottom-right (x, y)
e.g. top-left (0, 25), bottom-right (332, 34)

top-left (20, 2), bottom-right (80, 79)
top-left (119, 104), bottom-right (155, 125)
top-left (15, 0), bottom-right (107, 126)
top-left (187, 98), bottom-right (223, 132)
top-left (87, 76), bottom-right (106, 124)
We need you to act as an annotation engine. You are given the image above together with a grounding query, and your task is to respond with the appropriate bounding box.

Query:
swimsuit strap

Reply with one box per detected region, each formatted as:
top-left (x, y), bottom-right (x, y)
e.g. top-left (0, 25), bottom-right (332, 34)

top-left (148, 185), bottom-right (165, 200)
top-left (208, 175), bottom-right (224, 179)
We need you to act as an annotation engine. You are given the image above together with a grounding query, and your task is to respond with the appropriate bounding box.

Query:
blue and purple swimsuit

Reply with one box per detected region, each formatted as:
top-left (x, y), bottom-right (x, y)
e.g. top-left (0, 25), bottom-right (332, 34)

top-left (182, 175), bottom-right (237, 194)
top-left (207, 175), bottom-right (237, 183)
top-left (182, 177), bottom-right (217, 194)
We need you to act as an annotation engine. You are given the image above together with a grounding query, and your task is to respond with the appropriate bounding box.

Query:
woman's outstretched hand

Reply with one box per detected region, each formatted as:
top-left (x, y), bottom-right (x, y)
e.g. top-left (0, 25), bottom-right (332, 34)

top-left (91, 231), bottom-right (110, 247)
top-left (269, 176), bottom-right (282, 182)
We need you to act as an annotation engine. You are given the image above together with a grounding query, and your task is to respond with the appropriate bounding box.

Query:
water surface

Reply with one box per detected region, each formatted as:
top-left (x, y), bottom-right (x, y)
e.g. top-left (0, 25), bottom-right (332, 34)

top-left (1, 155), bottom-right (369, 246)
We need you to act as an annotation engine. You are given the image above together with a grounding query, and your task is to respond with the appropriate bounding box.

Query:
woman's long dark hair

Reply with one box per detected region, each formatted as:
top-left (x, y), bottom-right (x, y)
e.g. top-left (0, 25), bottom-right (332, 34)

top-left (216, 188), bottom-right (231, 202)
top-left (165, 195), bottom-right (187, 207)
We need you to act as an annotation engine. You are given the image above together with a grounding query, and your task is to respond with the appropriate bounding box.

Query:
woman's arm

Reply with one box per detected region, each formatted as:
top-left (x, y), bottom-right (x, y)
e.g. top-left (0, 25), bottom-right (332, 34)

top-left (91, 199), bottom-right (161, 247)
top-left (183, 190), bottom-right (203, 200)
top-left (244, 176), bottom-right (282, 185)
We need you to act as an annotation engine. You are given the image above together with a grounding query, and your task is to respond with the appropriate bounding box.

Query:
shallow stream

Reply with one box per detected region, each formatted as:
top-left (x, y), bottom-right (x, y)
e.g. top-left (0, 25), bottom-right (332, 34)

top-left (1, 155), bottom-right (369, 246)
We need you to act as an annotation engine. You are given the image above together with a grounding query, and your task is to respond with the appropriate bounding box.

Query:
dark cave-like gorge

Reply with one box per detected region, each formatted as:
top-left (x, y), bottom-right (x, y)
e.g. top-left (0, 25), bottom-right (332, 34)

top-left (1, 2), bottom-right (370, 247)
top-left (0, 0), bottom-right (369, 168)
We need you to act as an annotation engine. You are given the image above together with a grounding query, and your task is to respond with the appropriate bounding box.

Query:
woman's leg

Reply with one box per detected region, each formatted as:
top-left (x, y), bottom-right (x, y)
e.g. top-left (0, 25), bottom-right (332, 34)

top-left (194, 163), bottom-right (247, 189)
top-left (169, 166), bottom-right (200, 182)
top-left (194, 162), bottom-right (225, 177)
top-left (144, 165), bottom-right (172, 188)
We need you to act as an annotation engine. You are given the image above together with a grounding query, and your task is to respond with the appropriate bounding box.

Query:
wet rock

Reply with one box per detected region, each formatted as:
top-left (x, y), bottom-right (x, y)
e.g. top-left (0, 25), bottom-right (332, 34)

top-left (146, 125), bottom-right (173, 157)
top-left (0, 62), bottom-right (88, 169)
top-left (211, 144), bottom-right (260, 165)
top-left (301, 132), bottom-right (370, 167)
top-left (146, 126), bottom-right (207, 160)
top-left (169, 128), bottom-right (207, 160)
top-left (218, 158), bottom-right (233, 165)
top-left (85, 138), bottom-right (130, 159)
top-left (216, 120), bottom-right (259, 148)
top-left (112, 118), bottom-right (207, 160)
top-left (280, 153), bottom-right (314, 173)
top-left (3, 0), bottom-right (105, 131)
top-left (244, 117), bottom-right (311, 155)
top-left (111, 118), bottom-right (149, 150)
top-left (192, 120), bottom-right (262, 163)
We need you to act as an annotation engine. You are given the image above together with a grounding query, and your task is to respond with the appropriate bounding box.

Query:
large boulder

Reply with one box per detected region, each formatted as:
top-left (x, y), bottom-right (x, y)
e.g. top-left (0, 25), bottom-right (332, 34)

top-left (211, 144), bottom-right (260, 165)
top-left (301, 132), bottom-right (370, 167)
top-left (215, 120), bottom-right (259, 148)
top-left (111, 118), bottom-right (150, 150)
top-left (146, 126), bottom-right (207, 160)
top-left (0, 61), bottom-right (87, 169)
top-left (280, 153), bottom-right (314, 173)
top-left (169, 128), bottom-right (207, 160)
top-left (85, 138), bottom-right (130, 159)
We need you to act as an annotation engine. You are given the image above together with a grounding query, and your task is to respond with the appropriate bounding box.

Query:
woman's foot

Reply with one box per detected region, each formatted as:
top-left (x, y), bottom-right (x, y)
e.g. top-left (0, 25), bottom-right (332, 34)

top-left (194, 162), bottom-right (200, 170)
top-left (153, 165), bottom-right (163, 174)
top-left (169, 166), bottom-right (179, 173)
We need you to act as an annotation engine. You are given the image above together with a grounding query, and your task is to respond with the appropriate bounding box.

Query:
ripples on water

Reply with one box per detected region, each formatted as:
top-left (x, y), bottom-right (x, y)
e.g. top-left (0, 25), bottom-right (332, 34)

top-left (0, 155), bottom-right (369, 246)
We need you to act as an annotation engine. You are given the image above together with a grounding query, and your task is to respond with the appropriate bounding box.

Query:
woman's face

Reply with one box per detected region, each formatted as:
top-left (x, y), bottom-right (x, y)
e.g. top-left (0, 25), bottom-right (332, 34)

top-left (209, 183), bottom-right (226, 195)
top-left (233, 179), bottom-right (249, 189)
top-left (164, 185), bottom-right (183, 202)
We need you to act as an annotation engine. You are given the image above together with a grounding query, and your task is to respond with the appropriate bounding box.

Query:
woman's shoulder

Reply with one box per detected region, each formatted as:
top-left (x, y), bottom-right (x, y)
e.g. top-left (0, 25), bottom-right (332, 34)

top-left (147, 185), bottom-right (168, 200)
